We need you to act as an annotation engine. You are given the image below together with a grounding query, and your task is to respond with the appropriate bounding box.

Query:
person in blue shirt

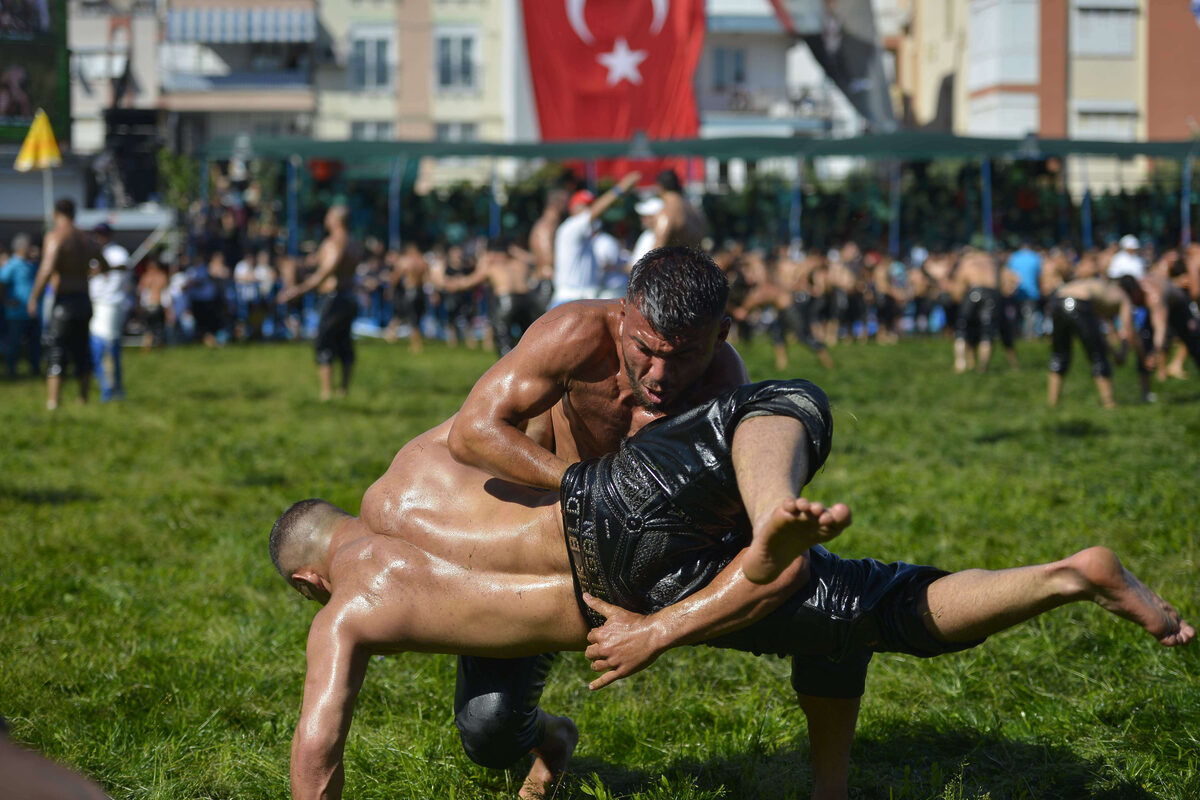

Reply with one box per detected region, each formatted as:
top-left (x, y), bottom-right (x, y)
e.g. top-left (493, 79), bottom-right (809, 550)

top-left (0, 233), bottom-right (41, 377)
top-left (1006, 242), bottom-right (1043, 338)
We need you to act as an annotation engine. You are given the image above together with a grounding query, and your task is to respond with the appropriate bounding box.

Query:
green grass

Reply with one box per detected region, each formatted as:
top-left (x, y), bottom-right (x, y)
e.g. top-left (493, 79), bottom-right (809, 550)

top-left (1, 335), bottom-right (1197, 800)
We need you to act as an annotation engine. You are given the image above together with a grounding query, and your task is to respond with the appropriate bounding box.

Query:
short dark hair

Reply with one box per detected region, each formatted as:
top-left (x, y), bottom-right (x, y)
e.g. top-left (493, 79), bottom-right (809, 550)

top-left (54, 197), bottom-right (75, 220)
top-left (656, 169), bottom-right (681, 193)
top-left (626, 246), bottom-right (729, 339)
top-left (1115, 275), bottom-right (1145, 306)
top-left (269, 498), bottom-right (342, 579)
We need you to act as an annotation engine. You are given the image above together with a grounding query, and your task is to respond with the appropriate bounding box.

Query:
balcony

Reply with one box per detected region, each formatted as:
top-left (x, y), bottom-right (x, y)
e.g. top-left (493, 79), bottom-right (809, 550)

top-left (161, 69), bottom-right (315, 112)
top-left (699, 87), bottom-right (834, 136)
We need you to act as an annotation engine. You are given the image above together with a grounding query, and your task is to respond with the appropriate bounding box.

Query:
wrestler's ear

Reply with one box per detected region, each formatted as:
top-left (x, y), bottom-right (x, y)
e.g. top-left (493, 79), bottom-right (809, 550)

top-left (717, 315), bottom-right (731, 343)
top-left (290, 570), bottom-right (331, 603)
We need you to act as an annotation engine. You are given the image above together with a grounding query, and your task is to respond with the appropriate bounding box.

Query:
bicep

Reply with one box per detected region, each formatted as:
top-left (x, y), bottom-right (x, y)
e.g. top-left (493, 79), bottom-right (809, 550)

top-left (459, 336), bottom-right (568, 428)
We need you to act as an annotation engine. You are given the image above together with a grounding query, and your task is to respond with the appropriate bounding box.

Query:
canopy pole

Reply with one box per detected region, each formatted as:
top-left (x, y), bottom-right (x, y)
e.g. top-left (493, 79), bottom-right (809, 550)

top-left (1181, 154), bottom-right (1193, 249)
top-left (488, 161), bottom-right (501, 239)
top-left (287, 154), bottom-right (301, 257)
top-left (981, 157), bottom-right (994, 251)
top-left (1057, 159), bottom-right (1070, 245)
top-left (388, 157), bottom-right (405, 250)
top-left (1081, 157), bottom-right (1093, 250)
top-left (788, 157), bottom-right (803, 248)
top-left (42, 168), bottom-right (53, 231)
top-left (888, 161), bottom-right (901, 257)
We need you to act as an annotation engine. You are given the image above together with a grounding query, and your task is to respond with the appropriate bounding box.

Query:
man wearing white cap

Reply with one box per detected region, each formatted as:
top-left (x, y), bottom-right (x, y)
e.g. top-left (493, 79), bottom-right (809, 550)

top-left (629, 195), bottom-right (664, 267)
top-left (1108, 235), bottom-right (1146, 280)
top-left (550, 172), bottom-right (640, 308)
top-left (89, 222), bottom-right (132, 401)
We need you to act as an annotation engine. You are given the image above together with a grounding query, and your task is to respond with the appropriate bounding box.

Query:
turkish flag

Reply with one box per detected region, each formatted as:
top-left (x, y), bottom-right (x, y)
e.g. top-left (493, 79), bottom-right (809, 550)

top-left (522, 0), bottom-right (705, 180)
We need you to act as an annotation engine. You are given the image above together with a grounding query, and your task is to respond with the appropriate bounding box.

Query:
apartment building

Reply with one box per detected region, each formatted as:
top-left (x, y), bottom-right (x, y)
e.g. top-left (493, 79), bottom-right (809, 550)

top-left (895, 0), bottom-right (1200, 194)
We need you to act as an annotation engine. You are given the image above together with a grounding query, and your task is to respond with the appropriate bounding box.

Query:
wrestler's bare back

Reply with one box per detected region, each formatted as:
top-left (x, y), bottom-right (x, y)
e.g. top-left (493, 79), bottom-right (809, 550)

top-left (340, 419), bottom-right (589, 656)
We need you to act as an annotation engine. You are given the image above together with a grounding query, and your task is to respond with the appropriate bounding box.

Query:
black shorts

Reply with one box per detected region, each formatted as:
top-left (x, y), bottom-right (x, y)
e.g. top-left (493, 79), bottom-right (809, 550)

top-left (1048, 295), bottom-right (1111, 377)
top-left (393, 286), bottom-right (427, 328)
top-left (44, 292), bottom-right (92, 378)
top-left (315, 291), bottom-right (356, 365)
top-left (707, 545), bottom-right (977, 697)
top-left (955, 287), bottom-right (1001, 345)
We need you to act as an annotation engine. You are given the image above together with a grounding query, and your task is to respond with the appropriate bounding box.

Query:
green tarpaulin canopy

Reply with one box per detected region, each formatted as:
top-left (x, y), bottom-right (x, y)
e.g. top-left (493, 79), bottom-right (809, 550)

top-left (200, 131), bottom-right (1200, 163)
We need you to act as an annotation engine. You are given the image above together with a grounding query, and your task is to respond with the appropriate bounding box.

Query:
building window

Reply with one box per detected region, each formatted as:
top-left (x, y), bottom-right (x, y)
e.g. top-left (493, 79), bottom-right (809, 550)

top-left (349, 28), bottom-right (393, 90)
top-left (1070, 5), bottom-right (1136, 58)
top-left (435, 122), bottom-right (478, 142)
top-left (436, 30), bottom-right (477, 91)
top-left (713, 47), bottom-right (746, 90)
top-left (1074, 108), bottom-right (1137, 141)
top-left (351, 121), bottom-right (394, 141)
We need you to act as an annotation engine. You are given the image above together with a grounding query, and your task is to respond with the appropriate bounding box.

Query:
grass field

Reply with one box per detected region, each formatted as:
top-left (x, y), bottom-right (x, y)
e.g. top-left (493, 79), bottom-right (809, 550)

top-left (1, 335), bottom-right (1197, 800)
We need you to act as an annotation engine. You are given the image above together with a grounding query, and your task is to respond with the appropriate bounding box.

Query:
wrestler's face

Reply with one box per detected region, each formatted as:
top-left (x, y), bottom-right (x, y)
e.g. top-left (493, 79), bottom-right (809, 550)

top-left (620, 302), bottom-right (727, 412)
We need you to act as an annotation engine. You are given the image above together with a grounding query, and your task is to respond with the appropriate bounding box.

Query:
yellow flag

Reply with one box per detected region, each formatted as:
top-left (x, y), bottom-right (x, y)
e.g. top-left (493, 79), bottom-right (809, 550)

top-left (14, 109), bottom-right (63, 172)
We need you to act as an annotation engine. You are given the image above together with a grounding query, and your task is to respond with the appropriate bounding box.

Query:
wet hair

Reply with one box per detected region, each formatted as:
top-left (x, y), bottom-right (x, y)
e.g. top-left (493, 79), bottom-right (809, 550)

top-left (1115, 275), bottom-right (1145, 306)
top-left (656, 169), bottom-right (681, 193)
top-left (269, 498), bottom-right (348, 581)
top-left (625, 246), bottom-right (729, 339)
top-left (54, 197), bottom-right (75, 220)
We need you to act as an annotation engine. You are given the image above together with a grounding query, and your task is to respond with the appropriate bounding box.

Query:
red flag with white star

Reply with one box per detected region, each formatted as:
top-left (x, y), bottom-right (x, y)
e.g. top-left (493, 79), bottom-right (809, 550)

top-left (522, 0), bottom-right (705, 156)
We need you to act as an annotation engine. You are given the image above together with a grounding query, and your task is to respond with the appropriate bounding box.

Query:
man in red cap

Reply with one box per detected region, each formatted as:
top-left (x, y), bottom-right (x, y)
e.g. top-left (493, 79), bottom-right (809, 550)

top-left (549, 172), bottom-right (640, 308)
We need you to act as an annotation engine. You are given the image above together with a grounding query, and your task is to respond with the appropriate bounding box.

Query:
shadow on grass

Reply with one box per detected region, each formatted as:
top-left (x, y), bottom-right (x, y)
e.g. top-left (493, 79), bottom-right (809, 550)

top-left (1, 485), bottom-right (98, 505)
top-left (563, 724), bottom-right (1158, 800)
top-left (1050, 420), bottom-right (1107, 439)
top-left (974, 428), bottom-right (1026, 444)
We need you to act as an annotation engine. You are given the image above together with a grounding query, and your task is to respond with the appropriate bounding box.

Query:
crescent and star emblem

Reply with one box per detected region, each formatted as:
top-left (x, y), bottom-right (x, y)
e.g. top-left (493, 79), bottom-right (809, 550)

top-left (565, 0), bottom-right (667, 86)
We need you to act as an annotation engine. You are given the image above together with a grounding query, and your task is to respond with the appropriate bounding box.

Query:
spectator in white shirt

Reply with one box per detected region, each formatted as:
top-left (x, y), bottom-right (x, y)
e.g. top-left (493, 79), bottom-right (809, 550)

top-left (88, 223), bottom-right (131, 401)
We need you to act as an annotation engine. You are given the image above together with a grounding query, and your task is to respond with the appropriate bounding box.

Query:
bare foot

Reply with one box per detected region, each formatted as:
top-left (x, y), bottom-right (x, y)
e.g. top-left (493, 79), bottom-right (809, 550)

top-left (519, 714), bottom-right (578, 799)
top-left (1073, 547), bottom-right (1195, 647)
top-left (743, 498), bottom-right (851, 584)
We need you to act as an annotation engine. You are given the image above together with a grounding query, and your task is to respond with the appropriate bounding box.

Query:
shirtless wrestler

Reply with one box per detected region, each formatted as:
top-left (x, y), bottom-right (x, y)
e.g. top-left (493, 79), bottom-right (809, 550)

top-left (277, 206), bottom-right (362, 401)
top-left (448, 239), bottom-right (539, 356)
top-left (447, 244), bottom-right (749, 489)
top-left (950, 250), bottom-right (1002, 373)
top-left (1046, 273), bottom-right (1161, 408)
top-left (274, 379), bottom-right (1194, 800)
top-left (651, 169), bottom-right (706, 249)
top-left (384, 243), bottom-right (429, 354)
top-left (27, 198), bottom-right (111, 410)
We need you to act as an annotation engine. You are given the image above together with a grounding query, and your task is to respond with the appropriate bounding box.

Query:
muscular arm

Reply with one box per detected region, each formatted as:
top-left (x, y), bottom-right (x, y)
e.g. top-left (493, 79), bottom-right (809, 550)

top-left (291, 610), bottom-right (370, 800)
top-left (584, 555), bottom-right (808, 689)
top-left (588, 172), bottom-right (640, 224)
top-left (26, 234), bottom-right (59, 316)
top-left (280, 240), bottom-right (338, 303)
top-left (447, 308), bottom-right (603, 489)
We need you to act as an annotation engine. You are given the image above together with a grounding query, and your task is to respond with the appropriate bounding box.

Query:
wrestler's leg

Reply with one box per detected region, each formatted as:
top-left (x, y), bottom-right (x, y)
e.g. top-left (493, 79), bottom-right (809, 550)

top-left (920, 547), bottom-right (1193, 647)
top-left (454, 654), bottom-right (577, 798)
top-left (318, 364), bottom-right (333, 402)
top-left (732, 415), bottom-right (851, 584)
top-left (797, 694), bottom-right (859, 800)
top-left (521, 712), bottom-right (579, 800)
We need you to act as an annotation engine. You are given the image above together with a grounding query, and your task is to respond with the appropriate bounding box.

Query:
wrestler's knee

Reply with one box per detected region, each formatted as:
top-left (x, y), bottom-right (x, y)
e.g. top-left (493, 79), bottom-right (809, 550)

top-left (1089, 356), bottom-right (1112, 378)
top-left (454, 693), bottom-right (541, 769)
